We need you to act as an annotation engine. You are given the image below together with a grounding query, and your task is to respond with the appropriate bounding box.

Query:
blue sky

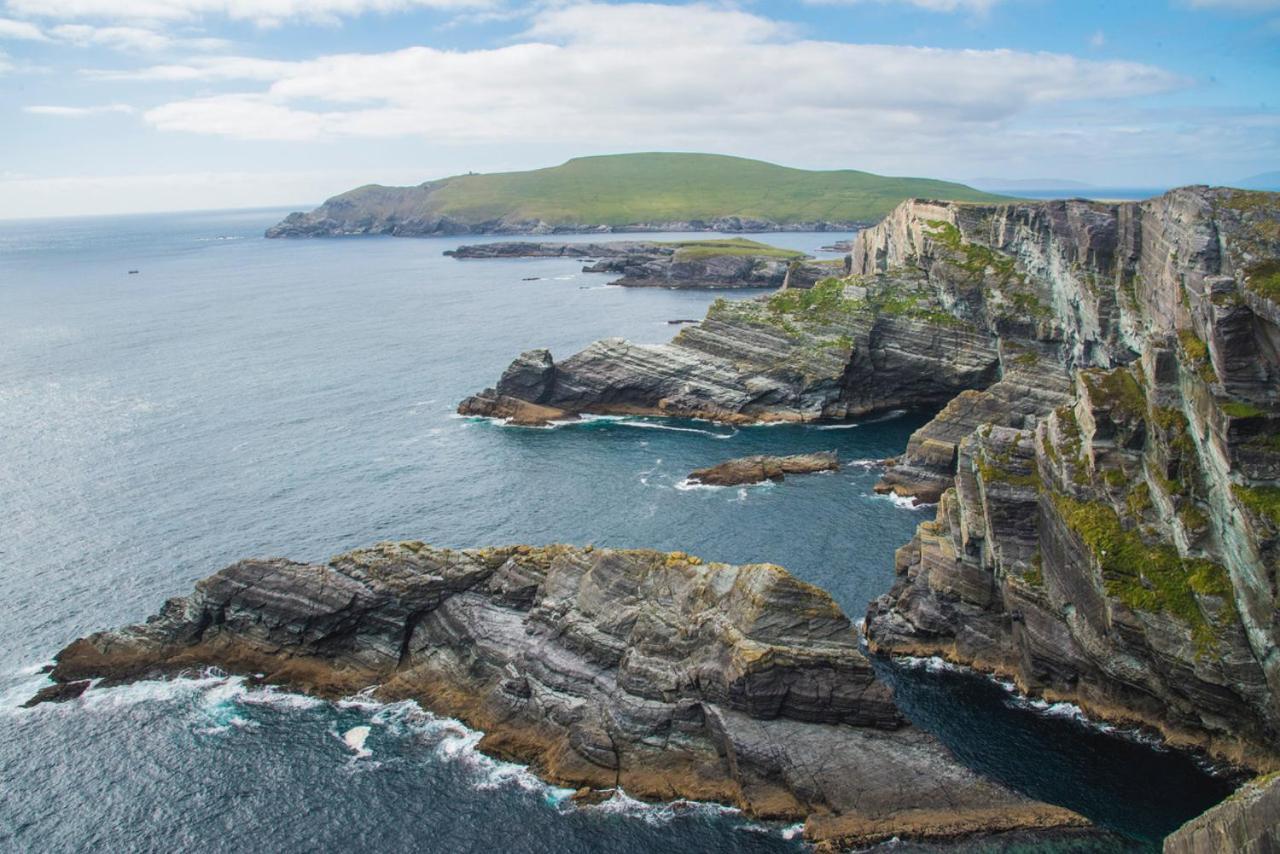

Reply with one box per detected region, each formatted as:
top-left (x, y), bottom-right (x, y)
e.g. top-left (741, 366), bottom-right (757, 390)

top-left (1, 0), bottom-right (1277, 217)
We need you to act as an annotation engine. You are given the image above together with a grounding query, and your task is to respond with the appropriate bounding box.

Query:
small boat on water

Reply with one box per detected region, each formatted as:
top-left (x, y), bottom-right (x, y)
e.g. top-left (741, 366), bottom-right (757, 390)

top-left (127, 270), bottom-right (139, 274)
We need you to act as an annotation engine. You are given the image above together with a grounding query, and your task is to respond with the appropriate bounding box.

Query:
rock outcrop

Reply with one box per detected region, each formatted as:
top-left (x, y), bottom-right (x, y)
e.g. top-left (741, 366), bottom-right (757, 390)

top-left (30, 542), bottom-right (1091, 850)
top-left (446, 240), bottom-right (805, 289)
top-left (688, 451), bottom-right (839, 486)
top-left (459, 187), bottom-right (1280, 770)
top-left (1163, 773), bottom-right (1280, 853)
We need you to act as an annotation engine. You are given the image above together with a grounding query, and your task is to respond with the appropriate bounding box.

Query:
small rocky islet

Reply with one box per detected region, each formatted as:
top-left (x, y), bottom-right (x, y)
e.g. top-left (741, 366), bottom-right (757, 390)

top-left (40, 185), bottom-right (1280, 849)
top-left (687, 451), bottom-right (840, 486)
top-left (445, 238), bottom-right (849, 290)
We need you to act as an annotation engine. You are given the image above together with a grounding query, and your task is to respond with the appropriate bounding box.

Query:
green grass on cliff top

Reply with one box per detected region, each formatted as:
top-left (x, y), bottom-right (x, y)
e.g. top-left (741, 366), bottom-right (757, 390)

top-left (330, 153), bottom-right (1009, 226)
top-left (662, 238), bottom-right (805, 260)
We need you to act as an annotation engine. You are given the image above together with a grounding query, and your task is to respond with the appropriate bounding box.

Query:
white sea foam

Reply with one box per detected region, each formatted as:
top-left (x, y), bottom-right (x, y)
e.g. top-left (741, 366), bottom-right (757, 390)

top-left (584, 788), bottom-right (742, 826)
top-left (674, 478), bottom-right (723, 491)
top-left (343, 725), bottom-right (373, 757)
top-left (870, 492), bottom-right (934, 510)
top-left (615, 420), bottom-right (736, 439)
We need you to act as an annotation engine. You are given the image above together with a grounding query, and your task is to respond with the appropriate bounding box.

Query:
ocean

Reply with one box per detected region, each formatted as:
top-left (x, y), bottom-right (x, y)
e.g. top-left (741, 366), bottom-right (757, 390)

top-left (0, 209), bottom-right (1235, 852)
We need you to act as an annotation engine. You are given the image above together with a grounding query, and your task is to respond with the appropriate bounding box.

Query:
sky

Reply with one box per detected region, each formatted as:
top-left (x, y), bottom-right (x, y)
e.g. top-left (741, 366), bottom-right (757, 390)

top-left (0, 0), bottom-right (1277, 218)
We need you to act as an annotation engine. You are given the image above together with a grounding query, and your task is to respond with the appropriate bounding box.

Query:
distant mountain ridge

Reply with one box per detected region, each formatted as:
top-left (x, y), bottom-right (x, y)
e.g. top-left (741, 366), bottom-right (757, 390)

top-left (265, 152), bottom-right (1008, 238)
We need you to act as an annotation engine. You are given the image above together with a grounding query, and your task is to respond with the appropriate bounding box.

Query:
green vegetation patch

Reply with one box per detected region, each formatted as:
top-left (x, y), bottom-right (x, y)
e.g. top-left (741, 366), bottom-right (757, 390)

top-left (1233, 485), bottom-right (1280, 528)
top-left (1177, 329), bottom-right (1217, 384)
top-left (1081, 367), bottom-right (1146, 422)
top-left (1053, 495), bottom-right (1235, 651)
top-left (1221, 399), bottom-right (1267, 419)
top-left (406, 153), bottom-right (1010, 227)
top-left (663, 237), bottom-right (805, 261)
top-left (1243, 260), bottom-right (1280, 302)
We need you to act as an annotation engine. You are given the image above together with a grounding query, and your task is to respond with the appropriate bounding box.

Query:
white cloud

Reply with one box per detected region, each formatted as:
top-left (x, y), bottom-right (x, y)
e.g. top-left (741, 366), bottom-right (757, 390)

top-left (24, 102), bottom-right (135, 115)
top-left (51, 23), bottom-right (229, 51)
top-left (0, 16), bottom-right (48, 39)
top-left (5, 0), bottom-right (498, 27)
top-left (1089, 29), bottom-right (1106, 47)
top-left (120, 2), bottom-right (1183, 153)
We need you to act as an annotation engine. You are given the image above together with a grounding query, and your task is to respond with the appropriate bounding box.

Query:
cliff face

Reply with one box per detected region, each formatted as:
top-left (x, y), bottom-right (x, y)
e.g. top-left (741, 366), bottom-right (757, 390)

top-left (31, 543), bottom-right (1091, 850)
top-left (859, 188), bottom-right (1280, 768)
top-left (458, 187), bottom-right (1280, 769)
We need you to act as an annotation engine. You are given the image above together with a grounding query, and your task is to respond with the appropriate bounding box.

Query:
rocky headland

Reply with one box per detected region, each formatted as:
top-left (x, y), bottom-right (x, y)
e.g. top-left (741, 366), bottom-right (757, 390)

top-left (260, 154), bottom-right (1007, 239)
top-left (457, 186), bottom-right (1280, 775)
top-left (29, 542), bottom-right (1092, 850)
top-left (688, 451), bottom-right (840, 486)
top-left (445, 239), bottom-right (814, 289)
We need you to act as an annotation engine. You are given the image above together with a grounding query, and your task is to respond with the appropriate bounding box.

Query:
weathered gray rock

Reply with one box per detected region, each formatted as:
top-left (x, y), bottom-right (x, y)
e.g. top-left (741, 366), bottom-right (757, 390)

top-left (32, 542), bottom-right (1090, 850)
top-left (688, 451), bottom-right (839, 486)
top-left (1163, 773), bottom-right (1280, 854)
top-left (460, 187), bottom-right (1280, 769)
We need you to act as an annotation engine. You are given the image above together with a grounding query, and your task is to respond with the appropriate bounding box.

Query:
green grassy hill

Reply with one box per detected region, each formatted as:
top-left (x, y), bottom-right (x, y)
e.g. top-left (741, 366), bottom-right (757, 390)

top-left (279, 153), bottom-right (1009, 235)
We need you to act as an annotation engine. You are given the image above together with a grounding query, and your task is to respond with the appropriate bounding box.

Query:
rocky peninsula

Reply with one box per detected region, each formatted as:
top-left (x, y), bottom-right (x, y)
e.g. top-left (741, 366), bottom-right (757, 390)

top-left (29, 542), bottom-right (1092, 850)
top-left (262, 153), bottom-right (1004, 239)
top-left (445, 238), bottom-right (816, 289)
top-left (688, 451), bottom-right (839, 486)
top-left (458, 187), bottom-right (1280, 774)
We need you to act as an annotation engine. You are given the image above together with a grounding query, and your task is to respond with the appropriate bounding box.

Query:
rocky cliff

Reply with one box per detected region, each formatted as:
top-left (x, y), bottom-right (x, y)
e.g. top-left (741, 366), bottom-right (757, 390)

top-left (458, 187), bottom-right (1280, 772)
top-left (30, 542), bottom-right (1091, 850)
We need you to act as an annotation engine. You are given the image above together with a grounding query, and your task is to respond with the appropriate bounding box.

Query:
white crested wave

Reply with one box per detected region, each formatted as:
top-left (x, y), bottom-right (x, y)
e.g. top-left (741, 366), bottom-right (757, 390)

top-left (870, 492), bottom-right (934, 510)
top-left (615, 420), bottom-right (736, 439)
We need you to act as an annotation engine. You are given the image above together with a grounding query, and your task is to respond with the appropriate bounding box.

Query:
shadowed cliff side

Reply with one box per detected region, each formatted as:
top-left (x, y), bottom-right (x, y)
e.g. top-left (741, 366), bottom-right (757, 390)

top-left (28, 543), bottom-right (1092, 851)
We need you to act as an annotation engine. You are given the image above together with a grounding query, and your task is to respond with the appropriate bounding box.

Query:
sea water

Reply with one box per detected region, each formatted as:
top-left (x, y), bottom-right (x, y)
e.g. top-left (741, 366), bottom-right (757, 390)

top-left (0, 209), bottom-right (1233, 852)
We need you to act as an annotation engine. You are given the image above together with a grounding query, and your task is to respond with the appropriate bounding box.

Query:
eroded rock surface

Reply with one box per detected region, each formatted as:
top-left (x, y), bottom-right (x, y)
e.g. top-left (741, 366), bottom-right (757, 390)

top-left (33, 542), bottom-right (1090, 850)
top-left (459, 187), bottom-right (1280, 769)
top-left (688, 451), bottom-right (839, 486)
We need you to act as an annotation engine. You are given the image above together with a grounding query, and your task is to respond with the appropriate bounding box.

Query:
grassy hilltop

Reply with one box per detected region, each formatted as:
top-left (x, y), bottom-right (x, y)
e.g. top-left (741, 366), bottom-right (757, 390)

top-left (272, 153), bottom-right (1009, 236)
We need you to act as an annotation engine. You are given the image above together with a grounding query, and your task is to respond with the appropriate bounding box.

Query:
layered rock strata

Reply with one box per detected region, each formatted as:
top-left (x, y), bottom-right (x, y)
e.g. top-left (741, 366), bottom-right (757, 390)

top-left (459, 187), bottom-right (1280, 770)
top-left (688, 451), bottom-right (839, 486)
top-left (30, 543), bottom-right (1090, 850)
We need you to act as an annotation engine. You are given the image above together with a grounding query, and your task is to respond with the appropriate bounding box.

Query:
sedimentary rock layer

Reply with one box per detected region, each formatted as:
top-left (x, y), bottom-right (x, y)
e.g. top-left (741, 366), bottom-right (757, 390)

top-left (688, 451), bottom-right (839, 486)
top-left (458, 187), bottom-right (1280, 769)
top-left (30, 543), bottom-right (1089, 850)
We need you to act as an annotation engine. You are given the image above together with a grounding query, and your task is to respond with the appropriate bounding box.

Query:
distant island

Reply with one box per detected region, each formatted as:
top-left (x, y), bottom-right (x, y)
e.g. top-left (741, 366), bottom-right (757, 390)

top-left (264, 152), bottom-right (1008, 238)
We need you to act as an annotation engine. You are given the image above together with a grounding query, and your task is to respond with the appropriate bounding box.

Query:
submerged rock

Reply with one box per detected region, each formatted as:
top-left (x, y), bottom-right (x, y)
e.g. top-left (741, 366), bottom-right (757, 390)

top-left (32, 542), bottom-right (1090, 849)
top-left (688, 451), bottom-right (839, 486)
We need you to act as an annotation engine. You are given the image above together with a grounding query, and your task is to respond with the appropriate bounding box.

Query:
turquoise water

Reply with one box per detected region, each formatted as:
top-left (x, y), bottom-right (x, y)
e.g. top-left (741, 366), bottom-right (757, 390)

top-left (0, 210), bottom-right (1232, 852)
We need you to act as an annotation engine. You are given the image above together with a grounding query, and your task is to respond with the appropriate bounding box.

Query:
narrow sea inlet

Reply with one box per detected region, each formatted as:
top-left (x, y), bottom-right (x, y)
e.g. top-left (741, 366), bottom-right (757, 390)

top-left (0, 209), bottom-right (1233, 851)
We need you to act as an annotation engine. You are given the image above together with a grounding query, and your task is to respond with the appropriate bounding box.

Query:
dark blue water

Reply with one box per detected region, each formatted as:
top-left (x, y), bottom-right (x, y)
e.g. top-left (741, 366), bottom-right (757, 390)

top-left (0, 210), bottom-right (1232, 852)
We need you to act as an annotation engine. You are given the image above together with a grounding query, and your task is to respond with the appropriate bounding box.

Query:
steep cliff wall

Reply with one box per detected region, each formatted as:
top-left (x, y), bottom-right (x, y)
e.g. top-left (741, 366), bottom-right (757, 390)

top-left (457, 187), bottom-right (1280, 768)
top-left (860, 189), bottom-right (1280, 767)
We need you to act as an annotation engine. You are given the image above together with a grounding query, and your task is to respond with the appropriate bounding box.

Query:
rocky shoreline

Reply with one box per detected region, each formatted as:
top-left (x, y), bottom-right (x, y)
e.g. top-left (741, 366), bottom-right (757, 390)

top-left (456, 186), bottom-right (1280, 774)
top-left (445, 239), bottom-right (819, 289)
top-left (266, 213), bottom-right (863, 239)
top-left (28, 542), bottom-right (1094, 850)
